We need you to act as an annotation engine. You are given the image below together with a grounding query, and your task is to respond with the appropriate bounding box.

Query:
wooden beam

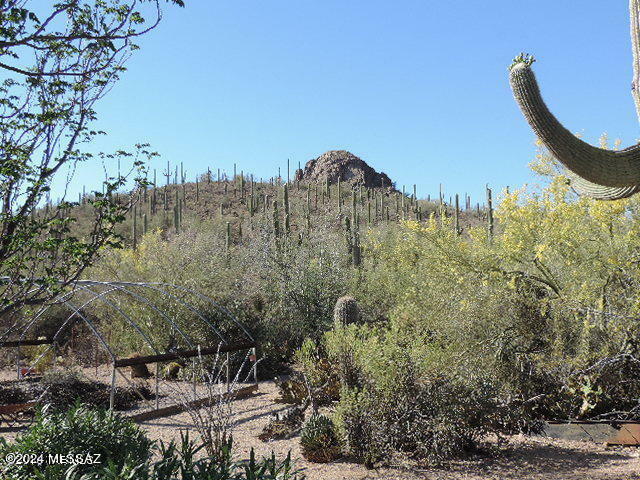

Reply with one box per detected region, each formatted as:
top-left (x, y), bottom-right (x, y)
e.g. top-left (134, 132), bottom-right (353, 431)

top-left (129, 384), bottom-right (258, 422)
top-left (0, 402), bottom-right (37, 414)
top-left (114, 342), bottom-right (256, 368)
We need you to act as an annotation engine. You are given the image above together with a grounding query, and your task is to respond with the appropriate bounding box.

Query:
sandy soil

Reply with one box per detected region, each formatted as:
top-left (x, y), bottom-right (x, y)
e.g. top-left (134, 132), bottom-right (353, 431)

top-left (139, 381), bottom-right (640, 480)
top-left (2, 368), bottom-right (640, 479)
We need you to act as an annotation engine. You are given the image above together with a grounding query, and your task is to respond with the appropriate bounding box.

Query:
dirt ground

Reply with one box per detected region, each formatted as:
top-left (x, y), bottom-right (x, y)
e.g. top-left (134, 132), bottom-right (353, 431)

top-left (2, 368), bottom-right (640, 479)
top-left (139, 381), bottom-right (640, 480)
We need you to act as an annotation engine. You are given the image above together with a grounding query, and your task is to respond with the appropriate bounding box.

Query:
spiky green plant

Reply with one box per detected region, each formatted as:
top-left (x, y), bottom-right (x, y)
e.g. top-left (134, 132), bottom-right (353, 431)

top-left (299, 414), bottom-right (341, 463)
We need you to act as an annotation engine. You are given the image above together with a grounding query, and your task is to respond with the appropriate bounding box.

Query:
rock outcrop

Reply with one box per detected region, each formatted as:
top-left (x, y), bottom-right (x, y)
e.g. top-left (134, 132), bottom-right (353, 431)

top-left (302, 150), bottom-right (394, 189)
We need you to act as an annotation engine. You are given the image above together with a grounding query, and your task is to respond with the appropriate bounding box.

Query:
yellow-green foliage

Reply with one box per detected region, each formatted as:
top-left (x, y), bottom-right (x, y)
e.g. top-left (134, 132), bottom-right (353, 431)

top-left (81, 143), bottom-right (640, 424)
top-left (357, 160), bottom-right (640, 374)
top-left (86, 216), bottom-right (350, 365)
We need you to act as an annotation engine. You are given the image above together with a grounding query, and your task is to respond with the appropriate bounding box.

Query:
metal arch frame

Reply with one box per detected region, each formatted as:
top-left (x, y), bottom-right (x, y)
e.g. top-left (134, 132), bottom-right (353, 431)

top-left (75, 281), bottom-right (197, 349)
top-left (18, 287), bottom-right (120, 369)
top-left (74, 284), bottom-right (163, 356)
top-left (0, 285), bottom-right (74, 346)
top-left (88, 281), bottom-right (228, 344)
top-left (0, 279), bottom-right (258, 415)
top-left (144, 282), bottom-right (255, 342)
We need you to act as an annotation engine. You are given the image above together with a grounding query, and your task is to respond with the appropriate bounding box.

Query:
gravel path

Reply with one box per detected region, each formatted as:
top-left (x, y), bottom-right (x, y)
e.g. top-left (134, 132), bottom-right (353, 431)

top-left (139, 381), bottom-right (640, 480)
top-left (2, 367), bottom-right (639, 479)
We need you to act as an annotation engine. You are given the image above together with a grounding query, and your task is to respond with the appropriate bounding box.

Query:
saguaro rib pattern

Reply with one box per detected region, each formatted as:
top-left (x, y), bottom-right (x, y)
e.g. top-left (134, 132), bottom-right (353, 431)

top-left (510, 63), bottom-right (640, 200)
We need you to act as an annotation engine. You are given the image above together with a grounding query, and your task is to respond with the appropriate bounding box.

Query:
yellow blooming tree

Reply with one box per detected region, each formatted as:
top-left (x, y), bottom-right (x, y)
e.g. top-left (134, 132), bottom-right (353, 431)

top-left (352, 145), bottom-right (640, 420)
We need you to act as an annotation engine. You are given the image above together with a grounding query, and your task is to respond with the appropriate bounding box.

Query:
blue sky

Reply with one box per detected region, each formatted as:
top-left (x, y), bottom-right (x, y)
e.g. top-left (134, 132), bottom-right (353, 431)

top-left (58, 0), bottom-right (638, 205)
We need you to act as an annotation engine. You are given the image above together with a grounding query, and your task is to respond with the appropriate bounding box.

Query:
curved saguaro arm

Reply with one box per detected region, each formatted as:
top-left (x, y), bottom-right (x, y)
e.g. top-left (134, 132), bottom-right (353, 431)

top-left (509, 1), bottom-right (640, 201)
top-left (566, 174), bottom-right (640, 200)
top-left (509, 61), bottom-right (640, 200)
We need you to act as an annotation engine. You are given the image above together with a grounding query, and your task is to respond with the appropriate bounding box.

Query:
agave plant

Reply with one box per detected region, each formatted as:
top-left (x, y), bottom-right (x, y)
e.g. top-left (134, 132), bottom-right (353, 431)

top-left (299, 414), bottom-right (341, 463)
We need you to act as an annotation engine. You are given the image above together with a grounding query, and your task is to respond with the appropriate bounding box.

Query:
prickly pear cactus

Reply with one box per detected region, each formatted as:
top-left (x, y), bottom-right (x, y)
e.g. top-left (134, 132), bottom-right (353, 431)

top-left (300, 414), bottom-right (341, 463)
top-left (333, 296), bottom-right (360, 326)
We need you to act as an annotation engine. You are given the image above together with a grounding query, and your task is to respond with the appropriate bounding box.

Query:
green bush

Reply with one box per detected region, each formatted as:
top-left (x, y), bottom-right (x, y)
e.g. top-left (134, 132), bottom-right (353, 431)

top-left (331, 358), bottom-right (499, 464)
top-left (0, 407), bottom-right (304, 480)
top-left (323, 316), bottom-right (543, 464)
top-left (0, 403), bottom-right (152, 479)
top-left (333, 387), bottom-right (385, 468)
top-left (89, 220), bottom-right (349, 373)
top-left (65, 432), bottom-right (304, 480)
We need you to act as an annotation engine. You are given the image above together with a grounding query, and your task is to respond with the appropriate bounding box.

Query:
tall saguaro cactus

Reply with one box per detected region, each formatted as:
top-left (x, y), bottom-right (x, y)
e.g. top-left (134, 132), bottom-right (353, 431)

top-left (509, 0), bottom-right (640, 200)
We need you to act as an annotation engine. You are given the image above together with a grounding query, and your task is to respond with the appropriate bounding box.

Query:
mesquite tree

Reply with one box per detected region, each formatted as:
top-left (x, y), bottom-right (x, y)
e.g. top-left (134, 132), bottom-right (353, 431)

top-left (0, 0), bottom-right (183, 317)
top-left (510, 1), bottom-right (640, 201)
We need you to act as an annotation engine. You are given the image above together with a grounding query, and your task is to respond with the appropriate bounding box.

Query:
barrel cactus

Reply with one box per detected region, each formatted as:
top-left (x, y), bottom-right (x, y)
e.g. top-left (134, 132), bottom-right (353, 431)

top-left (162, 361), bottom-right (182, 380)
top-left (300, 414), bottom-right (341, 463)
top-left (333, 296), bottom-right (360, 326)
top-left (509, 1), bottom-right (640, 200)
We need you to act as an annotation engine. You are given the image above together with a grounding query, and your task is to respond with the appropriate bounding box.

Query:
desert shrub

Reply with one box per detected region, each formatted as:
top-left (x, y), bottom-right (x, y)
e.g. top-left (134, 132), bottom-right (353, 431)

top-left (275, 373), bottom-right (310, 405)
top-left (259, 405), bottom-right (305, 441)
top-left (274, 340), bottom-right (340, 407)
top-left (0, 407), bottom-right (304, 480)
top-left (299, 414), bottom-right (341, 463)
top-left (0, 404), bottom-right (152, 479)
top-left (333, 387), bottom-right (385, 467)
top-left (564, 354), bottom-right (640, 420)
top-left (293, 339), bottom-right (340, 405)
top-left (326, 324), bottom-right (505, 465)
top-left (324, 324), bottom-right (366, 390)
top-left (88, 219), bottom-right (349, 373)
top-left (348, 159), bottom-right (640, 424)
top-left (249, 231), bottom-right (350, 370)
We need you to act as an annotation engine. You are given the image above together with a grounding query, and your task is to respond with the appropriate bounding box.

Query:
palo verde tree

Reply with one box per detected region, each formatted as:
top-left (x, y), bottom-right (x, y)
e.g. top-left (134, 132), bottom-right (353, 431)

top-left (0, 0), bottom-right (183, 319)
top-left (509, 0), bottom-right (640, 201)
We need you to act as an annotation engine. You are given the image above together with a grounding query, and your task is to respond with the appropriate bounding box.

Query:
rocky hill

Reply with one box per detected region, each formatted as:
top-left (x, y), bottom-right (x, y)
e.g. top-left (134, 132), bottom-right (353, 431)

top-left (301, 150), bottom-right (395, 190)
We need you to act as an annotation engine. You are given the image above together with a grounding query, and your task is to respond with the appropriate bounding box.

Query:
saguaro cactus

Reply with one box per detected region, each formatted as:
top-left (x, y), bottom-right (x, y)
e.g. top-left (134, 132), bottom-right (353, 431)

top-left (509, 2), bottom-right (640, 200)
top-left (486, 186), bottom-right (494, 241)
